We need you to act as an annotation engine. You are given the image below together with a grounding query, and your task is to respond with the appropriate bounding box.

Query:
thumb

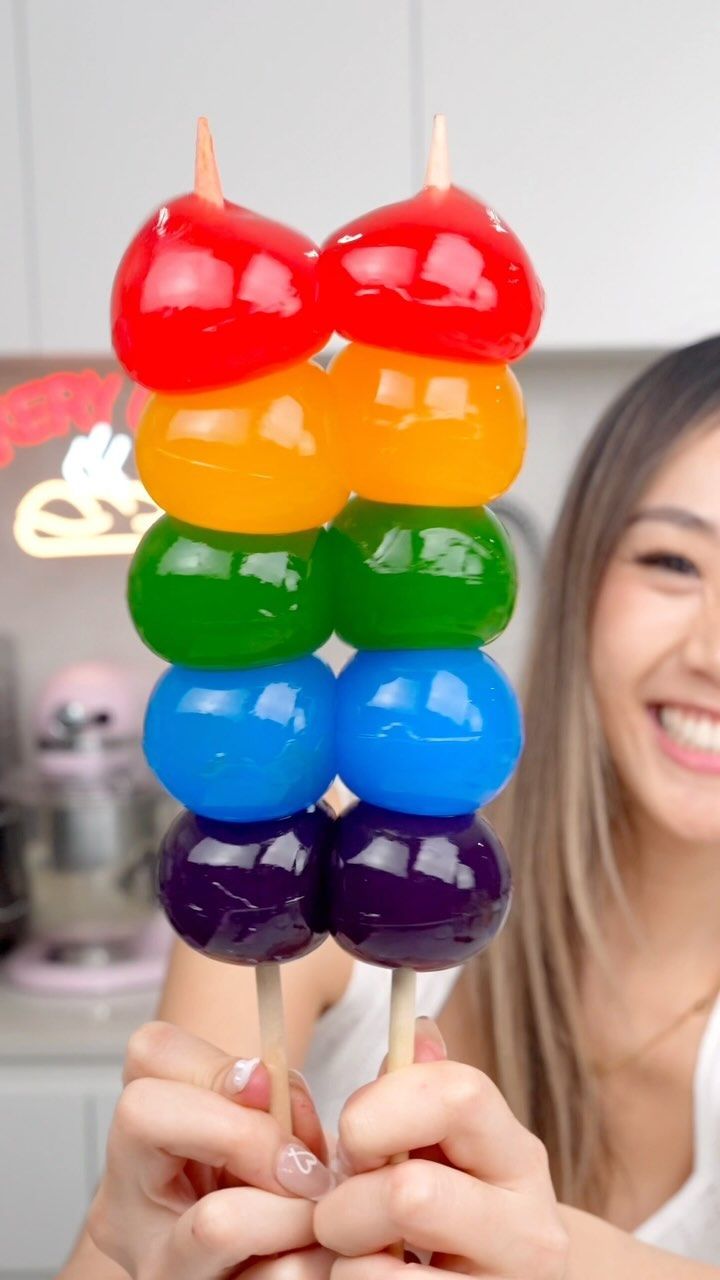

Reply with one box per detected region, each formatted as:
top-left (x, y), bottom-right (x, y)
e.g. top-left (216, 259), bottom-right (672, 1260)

top-left (123, 1021), bottom-right (327, 1160)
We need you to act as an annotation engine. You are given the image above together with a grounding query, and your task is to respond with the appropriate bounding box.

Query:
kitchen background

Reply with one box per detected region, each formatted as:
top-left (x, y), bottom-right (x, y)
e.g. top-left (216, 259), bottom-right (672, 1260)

top-left (1, 1), bottom-right (718, 1275)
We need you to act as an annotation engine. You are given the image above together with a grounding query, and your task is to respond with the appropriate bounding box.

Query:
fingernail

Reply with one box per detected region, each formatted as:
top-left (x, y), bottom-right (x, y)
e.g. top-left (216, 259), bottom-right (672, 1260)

top-left (415, 1017), bottom-right (447, 1061)
top-left (276, 1142), bottom-right (335, 1201)
top-left (226, 1057), bottom-right (261, 1094)
top-left (289, 1067), bottom-right (311, 1093)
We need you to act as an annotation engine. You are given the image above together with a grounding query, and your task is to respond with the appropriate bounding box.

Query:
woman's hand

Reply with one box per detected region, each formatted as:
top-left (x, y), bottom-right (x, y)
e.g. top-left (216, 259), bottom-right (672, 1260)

top-left (88, 1021), bottom-right (335, 1280)
top-left (314, 1025), bottom-right (569, 1279)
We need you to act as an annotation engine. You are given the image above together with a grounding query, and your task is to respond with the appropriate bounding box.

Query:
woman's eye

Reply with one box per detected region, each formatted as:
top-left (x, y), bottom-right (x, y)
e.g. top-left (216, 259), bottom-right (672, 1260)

top-left (635, 551), bottom-right (699, 576)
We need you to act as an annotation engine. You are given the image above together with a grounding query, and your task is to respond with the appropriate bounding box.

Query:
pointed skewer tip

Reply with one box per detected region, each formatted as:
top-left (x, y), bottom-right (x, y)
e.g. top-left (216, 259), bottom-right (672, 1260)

top-left (195, 116), bottom-right (224, 207)
top-left (424, 113), bottom-right (451, 191)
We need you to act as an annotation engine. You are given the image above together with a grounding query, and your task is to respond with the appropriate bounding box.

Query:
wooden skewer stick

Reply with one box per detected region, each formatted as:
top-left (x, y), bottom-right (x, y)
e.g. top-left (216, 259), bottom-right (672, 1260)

top-left (195, 116), bottom-right (224, 206)
top-left (256, 962), bottom-right (293, 1134)
top-left (194, 116), bottom-right (291, 1133)
top-left (387, 967), bottom-right (418, 1074)
top-left (387, 966), bottom-right (418, 1260)
top-left (424, 112), bottom-right (451, 191)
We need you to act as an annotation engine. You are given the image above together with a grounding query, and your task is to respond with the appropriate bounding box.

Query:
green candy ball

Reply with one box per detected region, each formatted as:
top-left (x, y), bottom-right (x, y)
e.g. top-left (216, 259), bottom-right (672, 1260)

top-left (328, 499), bottom-right (517, 649)
top-left (128, 517), bottom-right (333, 668)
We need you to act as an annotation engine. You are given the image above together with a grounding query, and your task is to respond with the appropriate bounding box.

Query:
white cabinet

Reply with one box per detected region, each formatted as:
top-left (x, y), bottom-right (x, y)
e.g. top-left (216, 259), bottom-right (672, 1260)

top-left (22, 0), bottom-right (413, 352)
top-left (0, 1082), bottom-right (87, 1272)
top-left (0, 1), bottom-right (33, 350)
top-left (0, 984), bottom-right (153, 1277)
top-left (4, 1), bottom-right (720, 353)
top-left (418, 0), bottom-right (720, 348)
top-left (0, 1065), bottom-right (121, 1274)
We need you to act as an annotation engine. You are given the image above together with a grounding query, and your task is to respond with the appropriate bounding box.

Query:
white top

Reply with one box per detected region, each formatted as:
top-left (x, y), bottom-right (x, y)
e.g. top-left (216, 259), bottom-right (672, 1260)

top-left (303, 962), bottom-right (720, 1266)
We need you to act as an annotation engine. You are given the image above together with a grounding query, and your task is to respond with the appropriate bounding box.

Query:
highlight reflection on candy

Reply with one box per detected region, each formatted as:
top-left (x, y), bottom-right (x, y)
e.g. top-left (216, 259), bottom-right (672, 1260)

top-left (112, 193), bottom-right (331, 392)
top-left (336, 649), bottom-right (523, 817)
top-left (328, 498), bottom-right (516, 649)
top-left (144, 657), bottom-right (336, 822)
top-left (320, 180), bottom-right (543, 364)
top-left (158, 804), bottom-right (334, 965)
top-left (327, 343), bottom-right (525, 506)
top-left (136, 362), bottom-right (349, 534)
top-left (329, 802), bottom-right (511, 971)
top-left (129, 517), bottom-right (333, 668)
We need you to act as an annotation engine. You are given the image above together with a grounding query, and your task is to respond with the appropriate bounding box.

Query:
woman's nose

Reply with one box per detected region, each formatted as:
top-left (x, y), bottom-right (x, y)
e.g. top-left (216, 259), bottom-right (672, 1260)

top-left (683, 594), bottom-right (720, 680)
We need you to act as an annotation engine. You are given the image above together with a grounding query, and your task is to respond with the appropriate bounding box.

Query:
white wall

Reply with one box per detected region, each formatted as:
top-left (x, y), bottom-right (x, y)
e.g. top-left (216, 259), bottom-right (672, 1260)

top-left (0, 2), bottom-right (717, 740)
top-left (2, 0), bottom-right (720, 353)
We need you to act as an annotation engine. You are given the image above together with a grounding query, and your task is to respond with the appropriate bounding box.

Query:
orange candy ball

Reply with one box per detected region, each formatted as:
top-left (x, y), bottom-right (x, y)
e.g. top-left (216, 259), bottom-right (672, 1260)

top-left (136, 361), bottom-right (349, 534)
top-left (326, 343), bottom-right (526, 506)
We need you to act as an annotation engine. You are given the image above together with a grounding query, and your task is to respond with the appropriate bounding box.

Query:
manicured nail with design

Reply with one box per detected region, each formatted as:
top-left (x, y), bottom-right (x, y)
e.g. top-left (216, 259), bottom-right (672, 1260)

top-left (276, 1142), bottom-right (335, 1201)
top-left (226, 1057), bottom-right (261, 1094)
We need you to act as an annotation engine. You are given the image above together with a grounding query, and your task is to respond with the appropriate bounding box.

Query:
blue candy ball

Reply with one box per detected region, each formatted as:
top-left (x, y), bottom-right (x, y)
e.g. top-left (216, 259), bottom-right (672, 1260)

top-left (144, 657), bottom-right (336, 821)
top-left (336, 649), bottom-right (523, 816)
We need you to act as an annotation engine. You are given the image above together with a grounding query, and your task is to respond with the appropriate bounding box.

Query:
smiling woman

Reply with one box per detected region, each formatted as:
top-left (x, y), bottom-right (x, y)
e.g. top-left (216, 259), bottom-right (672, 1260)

top-left (476, 336), bottom-right (720, 1253)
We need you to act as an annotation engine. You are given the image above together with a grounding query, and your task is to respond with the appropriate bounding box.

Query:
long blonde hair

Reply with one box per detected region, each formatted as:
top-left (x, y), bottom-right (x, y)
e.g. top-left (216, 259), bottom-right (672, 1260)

top-left (479, 336), bottom-right (720, 1212)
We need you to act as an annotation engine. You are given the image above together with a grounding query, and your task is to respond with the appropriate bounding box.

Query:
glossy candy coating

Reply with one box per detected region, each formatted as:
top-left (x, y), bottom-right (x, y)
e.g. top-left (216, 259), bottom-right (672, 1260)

top-left (136, 362), bottom-right (349, 534)
top-left (158, 803), bottom-right (333, 965)
top-left (128, 517), bottom-right (333, 668)
top-left (144, 657), bottom-right (336, 822)
top-left (336, 649), bottom-right (523, 816)
top-left (328, 498), bottom-right (516, 649)
top-left (329, 802), bottom-right (511, 971)
top-left (320, 185), bottom-right (543, 364)
top-left (326, 343), bottom-right (525, 506)
top-left (112, 194), bottom-right (331, 392)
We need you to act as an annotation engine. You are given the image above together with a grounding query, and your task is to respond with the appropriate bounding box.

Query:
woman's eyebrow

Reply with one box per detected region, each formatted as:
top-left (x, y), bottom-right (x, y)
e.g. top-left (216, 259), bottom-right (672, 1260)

top-left (627, 505), bottom-right (718, 537)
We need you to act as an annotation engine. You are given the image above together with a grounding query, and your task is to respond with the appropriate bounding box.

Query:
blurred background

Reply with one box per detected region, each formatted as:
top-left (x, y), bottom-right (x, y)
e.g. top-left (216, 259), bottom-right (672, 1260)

top-left (1, 1), bottom-right (719, 1274)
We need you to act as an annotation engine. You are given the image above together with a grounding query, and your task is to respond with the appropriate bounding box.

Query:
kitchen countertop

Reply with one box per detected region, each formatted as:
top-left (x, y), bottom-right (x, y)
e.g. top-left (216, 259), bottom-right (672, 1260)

top-left (0, 975), bottom-right (157, 1061)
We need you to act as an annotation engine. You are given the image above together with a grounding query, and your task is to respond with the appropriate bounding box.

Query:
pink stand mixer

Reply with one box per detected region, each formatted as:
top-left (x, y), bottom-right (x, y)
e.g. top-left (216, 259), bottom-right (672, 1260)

top-left (1, 661), bottom-right (173, 994)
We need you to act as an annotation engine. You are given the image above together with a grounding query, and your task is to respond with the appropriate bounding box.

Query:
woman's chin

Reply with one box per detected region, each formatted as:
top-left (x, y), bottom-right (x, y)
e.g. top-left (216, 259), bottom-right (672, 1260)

top-left (634, 766), bottom-right (720, 848)
top-left (615, 710), bottom-right (720, 847)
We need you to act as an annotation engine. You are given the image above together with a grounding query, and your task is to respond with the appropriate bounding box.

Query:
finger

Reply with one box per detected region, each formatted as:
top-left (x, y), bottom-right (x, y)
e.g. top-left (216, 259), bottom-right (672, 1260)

top-left (332, 1258), bottom-right (474, 1280)
top-left (286, 1072), bottom-right (329, 1164)
top-left (124, 1021), bottom-right (326, 1157)
top-left (123, 1020), bottom-right (260, 1093)
top-left (165, 1187), bottom-right (315, 1280)
top-left (315, 1159), bottom-right (563, 1274)
top-left (106, 1077), bottom-right (331, 1202)
top-left (239, 1246), bottom-right (335, 1280)
top-left (338, 1061), bottom-right (551, 1192)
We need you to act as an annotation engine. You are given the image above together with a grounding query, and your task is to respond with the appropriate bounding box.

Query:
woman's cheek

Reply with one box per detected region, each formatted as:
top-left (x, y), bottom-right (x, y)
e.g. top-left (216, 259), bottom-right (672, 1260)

top-left (591, 569), bottom-right (653, 692)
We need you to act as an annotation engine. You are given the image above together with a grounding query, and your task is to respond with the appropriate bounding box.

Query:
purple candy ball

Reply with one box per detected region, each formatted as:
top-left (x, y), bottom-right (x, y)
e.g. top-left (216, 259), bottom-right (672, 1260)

top-left (329, 802), bottom-right (512, 971)
top-left (158, 803), bottom-right (334, 965)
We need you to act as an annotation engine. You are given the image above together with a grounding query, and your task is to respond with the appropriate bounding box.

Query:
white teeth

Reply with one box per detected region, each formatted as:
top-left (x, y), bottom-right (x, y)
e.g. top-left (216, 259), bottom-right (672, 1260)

top-left (659, 706), bottom-right (720, 754)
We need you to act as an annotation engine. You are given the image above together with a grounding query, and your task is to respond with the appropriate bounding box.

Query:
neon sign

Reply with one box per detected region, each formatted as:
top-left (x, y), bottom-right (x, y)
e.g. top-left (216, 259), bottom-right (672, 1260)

top-left (3, 370), bottom-right (160, 559)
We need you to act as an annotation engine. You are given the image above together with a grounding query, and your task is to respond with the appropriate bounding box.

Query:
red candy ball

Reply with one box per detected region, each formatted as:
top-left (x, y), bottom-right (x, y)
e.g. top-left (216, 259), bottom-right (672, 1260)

top-left (112, 194), bottom-right (331, 392)
top-left (320, 185), bottom-right (543, 363)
